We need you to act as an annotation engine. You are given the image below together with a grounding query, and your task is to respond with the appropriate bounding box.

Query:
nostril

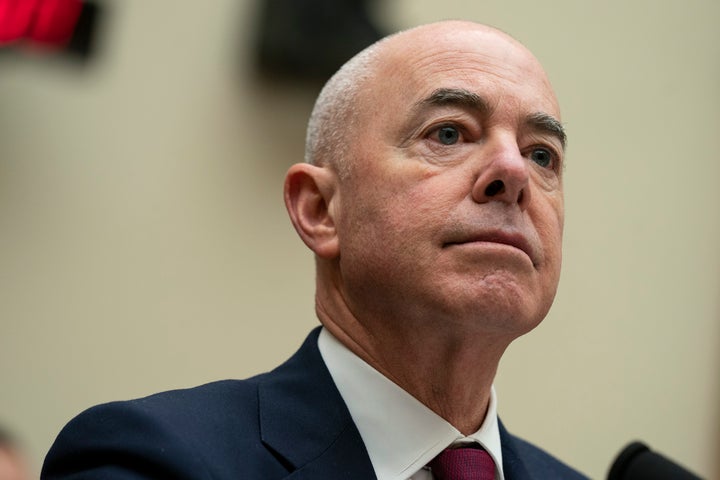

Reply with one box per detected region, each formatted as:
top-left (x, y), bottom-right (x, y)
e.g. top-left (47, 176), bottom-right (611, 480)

top-left (484, 180), bottom-right (505, 196)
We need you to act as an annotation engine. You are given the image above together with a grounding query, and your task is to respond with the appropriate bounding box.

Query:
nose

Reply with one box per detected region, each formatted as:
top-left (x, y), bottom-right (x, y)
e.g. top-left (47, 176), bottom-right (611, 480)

top-left (471, 140), bottom-right (530, 209)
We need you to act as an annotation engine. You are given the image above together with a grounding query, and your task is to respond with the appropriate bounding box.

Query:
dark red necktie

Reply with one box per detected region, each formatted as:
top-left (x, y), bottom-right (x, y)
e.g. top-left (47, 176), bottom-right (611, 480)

top-left (428, 446), bottom-right (496, 480)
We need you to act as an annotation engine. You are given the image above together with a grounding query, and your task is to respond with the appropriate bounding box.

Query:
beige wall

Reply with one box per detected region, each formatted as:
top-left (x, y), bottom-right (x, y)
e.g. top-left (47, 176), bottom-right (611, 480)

top-left (1, 1), bottom-right (718, 478)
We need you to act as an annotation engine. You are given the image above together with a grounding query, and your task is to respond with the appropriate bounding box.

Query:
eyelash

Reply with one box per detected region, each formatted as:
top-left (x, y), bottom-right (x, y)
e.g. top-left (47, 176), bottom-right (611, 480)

top-left (425, 123), bottom-right (469, 144)
top-left (524, 145), bottom-right (561, 171)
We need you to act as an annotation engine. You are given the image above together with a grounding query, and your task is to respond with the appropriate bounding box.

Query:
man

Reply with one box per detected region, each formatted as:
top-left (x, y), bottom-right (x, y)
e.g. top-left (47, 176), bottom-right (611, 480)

top-left (42, 21), bottom-right (587, 479)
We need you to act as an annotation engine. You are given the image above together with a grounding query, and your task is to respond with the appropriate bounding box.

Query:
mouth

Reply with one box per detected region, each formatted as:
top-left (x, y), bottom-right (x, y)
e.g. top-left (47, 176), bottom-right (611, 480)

top-left (443, 230), bottom-right (537, 265)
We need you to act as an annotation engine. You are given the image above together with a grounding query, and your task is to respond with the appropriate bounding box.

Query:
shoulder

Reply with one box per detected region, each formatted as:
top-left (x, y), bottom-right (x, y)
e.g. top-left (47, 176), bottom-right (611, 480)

top-left (41, 329), bottom-right (334, 480)
top-left (41, 378), bottom-right (284, 480)
top-left (109, 377), bottom-right (262, 423)
top-left (78, 378), bottom-right (264, 440)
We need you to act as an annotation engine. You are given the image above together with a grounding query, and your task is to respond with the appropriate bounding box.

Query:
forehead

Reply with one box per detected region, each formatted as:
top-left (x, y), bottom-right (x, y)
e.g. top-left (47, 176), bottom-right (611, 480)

top-left (363, 25), bottom-right (560, 121)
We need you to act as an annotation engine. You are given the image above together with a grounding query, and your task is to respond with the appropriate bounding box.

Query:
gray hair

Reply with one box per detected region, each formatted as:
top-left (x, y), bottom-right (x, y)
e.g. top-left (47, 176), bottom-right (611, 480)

top-left (304, 36), bottom-right (390, 178)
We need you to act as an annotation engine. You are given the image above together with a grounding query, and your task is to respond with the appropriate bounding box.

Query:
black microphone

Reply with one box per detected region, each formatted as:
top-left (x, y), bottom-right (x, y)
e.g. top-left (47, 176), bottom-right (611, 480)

top-left (608, 441), bottom-right (703, 479)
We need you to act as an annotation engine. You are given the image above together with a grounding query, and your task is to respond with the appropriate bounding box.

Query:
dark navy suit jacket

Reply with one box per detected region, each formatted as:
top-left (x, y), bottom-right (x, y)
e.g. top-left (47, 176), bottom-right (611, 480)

top-left (42, 328), bottom-right (588, 479)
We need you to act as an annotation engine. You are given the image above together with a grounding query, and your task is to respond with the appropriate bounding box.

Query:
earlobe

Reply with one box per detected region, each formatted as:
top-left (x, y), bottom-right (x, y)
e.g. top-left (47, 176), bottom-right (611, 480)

top-left (284, 164), bottom-right (340, 259)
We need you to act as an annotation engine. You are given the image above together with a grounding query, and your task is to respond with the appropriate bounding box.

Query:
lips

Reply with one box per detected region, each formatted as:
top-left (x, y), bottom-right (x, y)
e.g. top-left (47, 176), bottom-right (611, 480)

top-left (443, 229), bottom-right (538, 265)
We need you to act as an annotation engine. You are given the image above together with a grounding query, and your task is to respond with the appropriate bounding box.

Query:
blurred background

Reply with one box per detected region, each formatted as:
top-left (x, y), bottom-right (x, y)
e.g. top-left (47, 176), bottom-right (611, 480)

top-left (1, 0), bottom-right (718, 478)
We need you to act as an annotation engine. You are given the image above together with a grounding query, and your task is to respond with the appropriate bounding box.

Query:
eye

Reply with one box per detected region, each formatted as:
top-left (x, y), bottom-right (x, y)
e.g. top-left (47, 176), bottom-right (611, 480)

top-left (529, 148), bottom-right (554, 168)
top-left (435, 126), bottom-right (460, 145)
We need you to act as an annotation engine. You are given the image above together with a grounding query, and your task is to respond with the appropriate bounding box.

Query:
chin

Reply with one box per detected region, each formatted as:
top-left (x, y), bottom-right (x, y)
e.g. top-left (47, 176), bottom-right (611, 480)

top-left (444, 283), bottom-right (554, 337)
top-left (479, 306), bottom-right (546, 338)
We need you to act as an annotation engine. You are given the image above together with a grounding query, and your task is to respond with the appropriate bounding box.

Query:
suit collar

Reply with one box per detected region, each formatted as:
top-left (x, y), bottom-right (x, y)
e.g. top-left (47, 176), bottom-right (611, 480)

top-left (258, 327), bottom-right (377, 479)
top-left (318, 327), bottom-right (507, 480)
top-left (499, 419), bottom-right (532, 480)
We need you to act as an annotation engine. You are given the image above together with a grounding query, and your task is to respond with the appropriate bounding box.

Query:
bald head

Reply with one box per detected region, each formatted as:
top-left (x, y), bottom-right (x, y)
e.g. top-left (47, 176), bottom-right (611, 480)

top-left (304, 21), bottom-right (557, 178)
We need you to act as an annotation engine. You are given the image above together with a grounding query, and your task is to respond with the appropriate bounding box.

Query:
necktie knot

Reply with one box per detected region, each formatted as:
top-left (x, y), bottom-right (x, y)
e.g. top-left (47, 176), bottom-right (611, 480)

top-left (428, 445), bottom-right (495, 480)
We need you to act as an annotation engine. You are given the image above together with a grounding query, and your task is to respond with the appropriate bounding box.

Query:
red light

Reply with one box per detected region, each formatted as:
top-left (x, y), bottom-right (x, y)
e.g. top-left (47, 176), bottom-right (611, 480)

top-left (0, 0), bottom-right (82, 47)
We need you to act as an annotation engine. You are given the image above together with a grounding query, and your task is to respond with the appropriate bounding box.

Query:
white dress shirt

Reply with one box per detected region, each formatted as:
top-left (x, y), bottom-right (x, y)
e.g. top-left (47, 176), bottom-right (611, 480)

top-left (318, 327), bottom-right (505, 480)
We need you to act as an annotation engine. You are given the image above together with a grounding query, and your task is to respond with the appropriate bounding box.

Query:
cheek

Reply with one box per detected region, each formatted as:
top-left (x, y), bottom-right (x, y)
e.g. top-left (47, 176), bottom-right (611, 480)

top-left (382, 186), bottom-right (459, 249)
top-left (338, 190), bottom-right (448, 282)
top-left (351, 168), bottom-right (453, 229)
top-left (340, 155), bottom-right (463, 262)
top-left (533, 196), bottom-right (564, 266)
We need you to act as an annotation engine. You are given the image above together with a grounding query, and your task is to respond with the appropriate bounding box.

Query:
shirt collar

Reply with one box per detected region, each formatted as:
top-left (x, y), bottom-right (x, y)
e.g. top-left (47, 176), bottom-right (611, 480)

top-left (318, 327), bottom-right (505, 480)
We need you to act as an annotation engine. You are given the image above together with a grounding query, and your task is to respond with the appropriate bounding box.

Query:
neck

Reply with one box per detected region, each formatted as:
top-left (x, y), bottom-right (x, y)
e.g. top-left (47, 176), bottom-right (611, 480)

top-left (316, 286), bottom-right (512, 435)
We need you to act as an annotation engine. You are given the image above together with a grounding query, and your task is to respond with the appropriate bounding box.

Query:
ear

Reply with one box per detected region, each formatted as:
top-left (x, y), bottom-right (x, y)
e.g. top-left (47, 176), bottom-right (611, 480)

top-left (284, 163), bottom-right (340, 259)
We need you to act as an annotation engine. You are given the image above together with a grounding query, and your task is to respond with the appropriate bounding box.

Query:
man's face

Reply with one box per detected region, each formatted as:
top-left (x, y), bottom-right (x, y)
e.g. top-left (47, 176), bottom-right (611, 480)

top-left (332, 24), bottom-right (565, 339)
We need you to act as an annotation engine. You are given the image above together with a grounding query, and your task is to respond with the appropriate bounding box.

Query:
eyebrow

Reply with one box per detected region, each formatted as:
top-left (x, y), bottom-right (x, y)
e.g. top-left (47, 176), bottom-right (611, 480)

top-left (412, 87), bottom-right (567, 150)
top-left (526, 111), bottom-right (567, 150)
top-left (413, 88), bottom-right (493, 116)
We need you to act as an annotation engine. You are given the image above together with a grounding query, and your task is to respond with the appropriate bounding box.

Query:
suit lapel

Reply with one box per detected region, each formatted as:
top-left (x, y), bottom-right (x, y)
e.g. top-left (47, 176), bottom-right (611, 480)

top-left (283, 423), bottom-right (377, 480)
top-left (258, 328), bottom-right (377, 480)
top-left (499, 419), bottom-right (532, 480)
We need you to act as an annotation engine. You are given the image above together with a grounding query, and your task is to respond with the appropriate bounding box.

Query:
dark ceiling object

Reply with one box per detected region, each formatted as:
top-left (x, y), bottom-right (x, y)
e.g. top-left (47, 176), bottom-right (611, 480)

top-left (64, 1), bottom-right (101, 58)
top-left (0, 0), bottom-right (102, 60)
top-left (254, 0), bottom-right (385, 81)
